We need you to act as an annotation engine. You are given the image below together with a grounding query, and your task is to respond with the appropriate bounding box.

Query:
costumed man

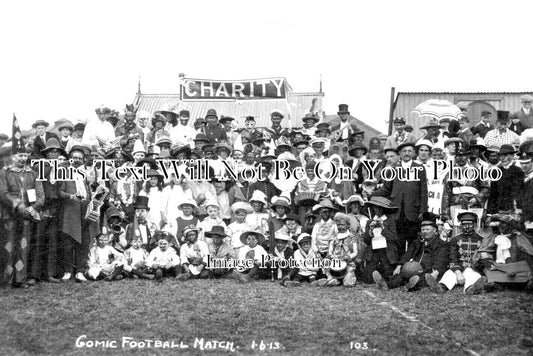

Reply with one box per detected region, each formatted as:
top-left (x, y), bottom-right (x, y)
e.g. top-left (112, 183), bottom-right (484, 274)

top-left (219, 115), bottom-right (238, 146)
top-left (425, 212), bottom-right (487, 294)
top-left (117, 105), bottom-right (145, 144)
top-left (374, 142), bottom-right (428, 255)
top-left (476, 213), bottom-right (533, 292)
top-left (33, 138), bottom-right (66, 283)
top-left (178, 227), bottom-right (210, 280)
top-left (300, 113), bottom-right (319, 138)
top-left (332, 104), bottom-right (354, 143)
top-left (0, 142), bottom-right (43, 287)
top-left (58, 145), bottom-right (101, 283)
top-left (170, 110), bottom-right (196, 148)
top-left (484, 111), bottom-right (520, 149)
top-left (441, 142), bottom-right (489, 236)
top-left (124, 195), bottom-right (158, 251)
top-left (384, 117), bottom-right (417, 150)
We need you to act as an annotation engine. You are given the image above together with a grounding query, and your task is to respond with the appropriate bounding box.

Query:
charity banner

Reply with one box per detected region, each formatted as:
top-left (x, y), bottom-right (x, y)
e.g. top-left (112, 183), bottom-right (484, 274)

top-left (180, 77), bottom-right (289, 100)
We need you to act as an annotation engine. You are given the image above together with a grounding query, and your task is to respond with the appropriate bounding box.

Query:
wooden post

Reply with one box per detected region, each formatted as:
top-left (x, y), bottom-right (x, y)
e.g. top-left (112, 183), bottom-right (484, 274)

top-left (388, 87), bottom-right (396, 136)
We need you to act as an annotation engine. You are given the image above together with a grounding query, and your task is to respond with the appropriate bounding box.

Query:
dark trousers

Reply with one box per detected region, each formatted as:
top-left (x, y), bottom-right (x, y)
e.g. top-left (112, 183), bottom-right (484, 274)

top-left (364, 249), bottom-right (395, 283)
top-left (387, 272), bottom-right (428, 289)
top-left (396, 215), bottom-right (419, 258)
top-left (62, 231), bottom-right (91, 274)
top-left (33, 217), bottom-right (59, 278)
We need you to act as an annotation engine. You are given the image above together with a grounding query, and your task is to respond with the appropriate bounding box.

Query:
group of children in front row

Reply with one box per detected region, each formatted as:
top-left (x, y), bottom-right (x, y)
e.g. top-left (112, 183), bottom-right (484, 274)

top-left (85, 189), bottom-right (378, 286)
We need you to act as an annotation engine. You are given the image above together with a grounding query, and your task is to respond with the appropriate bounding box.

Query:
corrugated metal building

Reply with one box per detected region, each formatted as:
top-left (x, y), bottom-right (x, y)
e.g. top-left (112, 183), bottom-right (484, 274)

top-left (133, 90), bottom-right (325, 129)
top-left (391, 91), bottom-right (533, 136)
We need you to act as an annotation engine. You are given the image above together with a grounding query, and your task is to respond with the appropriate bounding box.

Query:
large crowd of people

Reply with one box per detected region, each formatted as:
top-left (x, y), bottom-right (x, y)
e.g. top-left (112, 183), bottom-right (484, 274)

top-left (1, 96), bottom-right (532, 294)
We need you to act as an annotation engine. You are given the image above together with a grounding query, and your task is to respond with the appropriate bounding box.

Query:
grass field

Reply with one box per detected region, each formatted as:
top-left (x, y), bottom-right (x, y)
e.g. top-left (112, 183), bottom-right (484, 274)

top-left (0, 278), bottom-right (532, 356)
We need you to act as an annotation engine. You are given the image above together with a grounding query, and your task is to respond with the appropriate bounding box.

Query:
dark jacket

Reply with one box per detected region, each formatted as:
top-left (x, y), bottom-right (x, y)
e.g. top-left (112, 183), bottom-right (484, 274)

top-left (374, 161), bottom-right (428, 222)
top-left (487, 164), bottom-right (524, 214)
top-left (363, 216), bottom-right (398, 264)
top-left (518, 174), bottom-right (533, 223)
top-left (470, 122), bottom-right (494, 139)
top-left (32, 132), bottom-right (59, 159)
top-left (449, 232), bottom-right (485, 272)
top-left (399, 236), bottom-right (449, 277)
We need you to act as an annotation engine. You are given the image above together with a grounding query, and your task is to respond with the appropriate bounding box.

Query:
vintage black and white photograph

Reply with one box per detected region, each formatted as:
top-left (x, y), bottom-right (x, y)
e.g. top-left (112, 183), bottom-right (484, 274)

top-left (0, 1), bottom-right (532, 355)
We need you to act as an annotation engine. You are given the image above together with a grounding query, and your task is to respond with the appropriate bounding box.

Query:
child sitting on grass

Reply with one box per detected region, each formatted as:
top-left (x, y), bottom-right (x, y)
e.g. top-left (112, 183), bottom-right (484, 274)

top-left (123, 235), bottom-right (154, 280)
top-left (234, 230), bottom-right (269, 282)
top-left (178, 227), bottom-right (211, 280)
top-left (227, 202), bottom-right (253, 256)
top-left (87, 233), bottom-right (124, 282)
top-left (146, 231), bottom-right (181, 280)
top-left (282, 233), bottom-right (320, 286)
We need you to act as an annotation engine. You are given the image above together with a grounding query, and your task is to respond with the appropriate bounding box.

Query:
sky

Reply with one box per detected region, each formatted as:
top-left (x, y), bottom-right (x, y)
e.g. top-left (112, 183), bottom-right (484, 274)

top-left (0, 0), bottom-right (531, 136)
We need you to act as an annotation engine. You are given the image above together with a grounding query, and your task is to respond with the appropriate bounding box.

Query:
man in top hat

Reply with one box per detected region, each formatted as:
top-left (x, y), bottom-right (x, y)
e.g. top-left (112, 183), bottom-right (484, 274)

top-left (476, 213), bottom-right (533, 292)
top-left (374, 141), bottom-right (428, 254)
top-left (517, 141), bottom-right (533, 232)
top-left (170, 110), bottom-right (197, 148)
top-left (470, 111), bottom-right (494, 139)
top-left (31, 120), bottom-right (59, 159)
top-left (82, 106), bottom-right (116, 147)
top-left (0, 140), bottom-right (44, 287)
top-left (511, 94), bottom-right (533, 129)
top-left (484, 111), bottom-right (520, 148)
top-left (384, 117), bottom-right (417, 149)
top-left (124, 195), bottom-right (158, 252)
top-left (265, 109), bottom-right (290, 142)
top-left (333, 104), bottom-right (355, 142)
top-left (425, 211), bottom-right (487, 294)
top-left (487, 144), bottom-right (524, 214)
top-left (204, 109), bottom-right (227, 144)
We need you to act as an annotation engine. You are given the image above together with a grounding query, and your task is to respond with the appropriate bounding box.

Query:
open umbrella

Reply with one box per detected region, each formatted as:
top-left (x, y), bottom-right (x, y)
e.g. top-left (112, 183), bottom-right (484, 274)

top-left (411, 99), bottom-right (461, 121)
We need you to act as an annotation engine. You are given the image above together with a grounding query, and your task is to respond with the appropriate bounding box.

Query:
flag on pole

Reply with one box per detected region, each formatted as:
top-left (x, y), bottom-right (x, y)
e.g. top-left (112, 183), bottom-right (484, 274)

top-left (12, 114), bottom-right (25, 154)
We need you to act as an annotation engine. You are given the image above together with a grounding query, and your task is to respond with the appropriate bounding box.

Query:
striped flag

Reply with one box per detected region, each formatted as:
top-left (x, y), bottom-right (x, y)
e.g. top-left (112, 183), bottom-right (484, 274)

top-left (12, 114), bottom-right (24, 154)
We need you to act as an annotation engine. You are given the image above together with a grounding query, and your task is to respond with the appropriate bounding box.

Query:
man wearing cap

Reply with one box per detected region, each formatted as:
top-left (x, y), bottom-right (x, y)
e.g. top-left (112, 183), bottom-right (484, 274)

top-left (169, 110), bottom-right (197, 148)
top-left (374, 141), bottom-right (428, 254)
top-left (487, 145), bottom-right (524, 214)
top-left (425, 211), bottom-right (487, 294)
top-left (470, 111), bottom-right (494, 139)
top-left (82, 106), bottom-right (116, 147)
top-left (384, 117), bottom-right (417, 149)
top-left (476, 213), bottom-right (533, 292)
top-left (484, 111), bottom-right (520, 148)
top-left (265, 110), bottom-right (290, 142)
top-left (511, 94), bottom-right (533, 129)
top-left (0, 142), bottom-right (44, 287)
top-left (204, 109), bottom-right (227, 144)
top-left (517, 141), bottom-right (533, 232)
top-left (31, 120), bottom-right (59, 159)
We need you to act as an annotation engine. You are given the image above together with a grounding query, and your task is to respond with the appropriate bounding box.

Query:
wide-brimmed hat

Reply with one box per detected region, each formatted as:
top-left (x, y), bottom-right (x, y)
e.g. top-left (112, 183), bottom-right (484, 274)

top-left (215, 142), bottom-right (233, 154)
top-left (155, 135), bottom-right (172, 147)
top-left (420, 119), bottom-right (441, 130)
top-left (415, 139), bottom-right (433, 150)
top-left (312, 199), bottom-right (338, 212)
top-left (194, 133), bottom-right (209, 142)
top-left (32, 120), bottom-right (49, 128)
top-left (240, 230), bottom-right (266, 245)
top-left (41, 137), bottom-right (66, 156)
top-left (302, 113), bottom-right (320, 124)
top-left (205, 225), bottom-right (228, 239)
top-left (154, 103), bottom-right (178, 117)
top-left (490, 213), bottom-right (521, 228)
top-left (57, 120), bottom-right (74, 132)
top-left (106, 206), bottom-right (123, 222)
top-left (274, 231), bottom-right (291, 241)
top-left (147, 169), bottom-right (164, 179)
top-left (363, 196), bottom-right (398, 212)
top-left (170, 144), bottom-right (192, 157)
top-left (249, 190), bottom-right (267, 205)
top-left (69, 144), bottom-right (90, 157)
top-left (271, 195), bottom-right (291, 212)
top-left (342, 194), bottom-right (365, 207)
top-left (315, 123), bottom-right (331, 133)
top-left (219, 115), bottom-right (234, 125)
top-left (151, 113), bottom-right (167, 126)
top-left (498, 144), bottom-right (517, 155)
top-left (178, 199), bottom-right (198, 209)
top-left (469, 137), bottom-right (486, 152)
top-left (133, 195), bottom-right (150, 210)
top-left (231, 201), bottom-right (254, 214)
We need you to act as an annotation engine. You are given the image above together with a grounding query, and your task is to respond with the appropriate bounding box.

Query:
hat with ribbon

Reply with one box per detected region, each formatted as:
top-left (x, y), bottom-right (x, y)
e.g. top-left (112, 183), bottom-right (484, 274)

top-left (205, 225), bottom-right (228, 239)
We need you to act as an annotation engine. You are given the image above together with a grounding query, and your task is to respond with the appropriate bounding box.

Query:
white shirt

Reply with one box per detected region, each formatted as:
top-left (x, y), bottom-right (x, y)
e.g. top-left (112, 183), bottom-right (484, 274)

top-left (146, 247), bottom-right (180, 268)
top-left (82, 119), bottom-right (116, 146)
top-left (170, 124), bottom-right (197, 148)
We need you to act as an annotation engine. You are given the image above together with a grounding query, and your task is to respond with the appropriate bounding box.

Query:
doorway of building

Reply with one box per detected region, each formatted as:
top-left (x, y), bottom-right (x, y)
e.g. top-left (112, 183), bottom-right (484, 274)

top-left (467, 101), bottom-right (497, 126)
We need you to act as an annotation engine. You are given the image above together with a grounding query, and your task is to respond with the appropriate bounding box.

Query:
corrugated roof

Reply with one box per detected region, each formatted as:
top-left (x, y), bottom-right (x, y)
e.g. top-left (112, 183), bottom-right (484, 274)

top-left (134, 92), bottom-right (325, 128)
top-left (397, 91), bottom-right (532, 95)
